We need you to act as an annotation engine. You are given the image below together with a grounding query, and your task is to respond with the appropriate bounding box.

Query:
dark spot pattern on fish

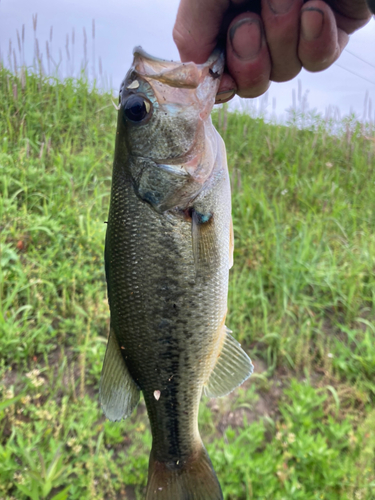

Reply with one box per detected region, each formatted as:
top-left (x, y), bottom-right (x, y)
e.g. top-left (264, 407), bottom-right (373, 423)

top-left (158, 319), bottom-right (171, 330)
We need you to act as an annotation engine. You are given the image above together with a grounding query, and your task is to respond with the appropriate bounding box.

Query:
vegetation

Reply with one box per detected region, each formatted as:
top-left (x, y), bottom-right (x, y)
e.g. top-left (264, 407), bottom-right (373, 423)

top-left (1, 65), bottom-right (374, 500)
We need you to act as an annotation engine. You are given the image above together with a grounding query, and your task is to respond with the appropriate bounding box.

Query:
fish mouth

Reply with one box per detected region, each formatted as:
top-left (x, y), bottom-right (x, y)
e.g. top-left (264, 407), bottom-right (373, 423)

top-left (122, 48), bottom-right (223, 189)
top-left (131, 46), bottom-right (225, 89)
top-left (133, 46), bottom-right (223, 69)
top-left (132, 47), bottom-right (174, 65)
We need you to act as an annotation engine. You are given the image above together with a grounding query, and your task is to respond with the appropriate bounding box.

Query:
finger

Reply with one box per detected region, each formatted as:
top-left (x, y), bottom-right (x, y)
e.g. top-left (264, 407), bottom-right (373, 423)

top-left (366, 0), bottom-right (375, 15)
top-left (226, 13), bottom-right (272, 98)
top-left (173, 0), bottom-right (263, 64)
top-left (261, 0), bottom-right (303, 82)
top-left (173, 0), bottom-right (235, 64)
top-left (325, 0), bottom-right (371, 33)
top-left (298, 0), bottom-right (348, 72)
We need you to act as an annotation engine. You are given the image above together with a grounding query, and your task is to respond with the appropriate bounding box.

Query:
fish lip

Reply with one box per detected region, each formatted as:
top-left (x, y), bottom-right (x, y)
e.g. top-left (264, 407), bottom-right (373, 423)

top-left (132, 46), bottom-right (224, 73)
top-left (156, 163), bottom-right (190, 177)
top-left (129, 155), bottom-right (190, 177)
top-left (133, 46), bottom-right (172, 65)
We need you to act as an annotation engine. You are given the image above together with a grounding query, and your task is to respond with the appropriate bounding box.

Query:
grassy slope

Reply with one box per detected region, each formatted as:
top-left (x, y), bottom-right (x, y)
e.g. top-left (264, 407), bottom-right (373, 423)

top-left (0, 67), bottom-right (375, 500)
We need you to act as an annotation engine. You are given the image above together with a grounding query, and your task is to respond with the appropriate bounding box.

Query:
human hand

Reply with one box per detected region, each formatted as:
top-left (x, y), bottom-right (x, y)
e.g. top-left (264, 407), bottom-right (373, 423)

top-left (367, 0), bottom-right (375, 14)
top-left (173, 0), bottom-right (373, 103)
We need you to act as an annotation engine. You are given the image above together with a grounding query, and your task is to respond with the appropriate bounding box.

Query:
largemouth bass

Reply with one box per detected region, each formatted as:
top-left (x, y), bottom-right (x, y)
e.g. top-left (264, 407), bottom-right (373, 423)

top-left (100, 47), bottom-right (253, 500)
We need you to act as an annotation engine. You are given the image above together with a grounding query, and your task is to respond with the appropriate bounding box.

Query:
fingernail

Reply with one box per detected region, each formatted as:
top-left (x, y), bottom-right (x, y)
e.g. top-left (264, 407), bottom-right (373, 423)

top-left (215, 90), bottom-right (235, 103)
top-left (229, 18), bottom-right (262, 61)
top-left (268, 0), bottom-right (295, 15)
top-left (301, 8), bottom-right (324, 41)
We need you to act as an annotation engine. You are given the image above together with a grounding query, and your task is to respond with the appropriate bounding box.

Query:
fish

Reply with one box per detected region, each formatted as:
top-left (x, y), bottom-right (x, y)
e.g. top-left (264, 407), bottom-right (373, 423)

top-left (99, 47), bottom-right (253, 500)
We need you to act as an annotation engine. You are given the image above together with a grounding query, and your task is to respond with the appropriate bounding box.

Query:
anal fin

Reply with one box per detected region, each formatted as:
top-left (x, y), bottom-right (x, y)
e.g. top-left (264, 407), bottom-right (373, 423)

top-left (204, 327), bottom-right (253, 398)
top-left (99, 328), bottom-right (140, 421)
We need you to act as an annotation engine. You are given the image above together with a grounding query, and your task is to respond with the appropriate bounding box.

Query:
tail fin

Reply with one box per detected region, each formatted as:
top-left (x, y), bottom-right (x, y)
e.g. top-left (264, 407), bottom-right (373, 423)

top-left (146, 445), bottom-right (223, 500)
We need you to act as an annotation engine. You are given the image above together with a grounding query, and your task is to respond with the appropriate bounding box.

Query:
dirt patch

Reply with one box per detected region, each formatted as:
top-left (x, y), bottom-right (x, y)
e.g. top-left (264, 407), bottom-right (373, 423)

top-left (1, 365), bottom-right (19, 389)
top-left (123, 485), bottom-right (137, 500)
top-left (206, 359), bottom-right (286, 435)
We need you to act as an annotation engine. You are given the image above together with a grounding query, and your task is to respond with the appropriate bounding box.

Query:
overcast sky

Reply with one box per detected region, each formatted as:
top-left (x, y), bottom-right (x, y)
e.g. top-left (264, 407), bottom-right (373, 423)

top-left (1, 0), bottom-right (375, 122)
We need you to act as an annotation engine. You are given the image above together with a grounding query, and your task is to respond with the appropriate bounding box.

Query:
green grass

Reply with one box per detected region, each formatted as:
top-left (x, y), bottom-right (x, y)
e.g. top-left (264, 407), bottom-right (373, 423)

top-left (1, 66), bottom-right (375, 500)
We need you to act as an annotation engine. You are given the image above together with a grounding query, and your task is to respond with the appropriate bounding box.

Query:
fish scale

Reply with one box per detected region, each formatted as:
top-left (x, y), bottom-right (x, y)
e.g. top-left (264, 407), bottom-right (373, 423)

top-left (106, 164), bottom-right (229, 461)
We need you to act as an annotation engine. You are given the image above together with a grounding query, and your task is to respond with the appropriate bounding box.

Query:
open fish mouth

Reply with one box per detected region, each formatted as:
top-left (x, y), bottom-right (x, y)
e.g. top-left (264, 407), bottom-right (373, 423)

top-left (131, 46), bottom-right (225, 90)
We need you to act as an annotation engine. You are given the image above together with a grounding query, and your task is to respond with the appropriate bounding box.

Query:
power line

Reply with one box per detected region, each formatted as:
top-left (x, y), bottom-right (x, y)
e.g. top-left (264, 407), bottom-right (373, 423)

top-left (335, 62), bottom-right (375, 86)
top-left (344, 48), bottom-right (375, 71)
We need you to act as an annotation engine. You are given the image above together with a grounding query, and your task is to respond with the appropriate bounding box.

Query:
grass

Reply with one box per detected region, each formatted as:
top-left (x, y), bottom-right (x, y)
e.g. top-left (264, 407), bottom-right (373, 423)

top-left (0, 64), bottom-right (375, 500)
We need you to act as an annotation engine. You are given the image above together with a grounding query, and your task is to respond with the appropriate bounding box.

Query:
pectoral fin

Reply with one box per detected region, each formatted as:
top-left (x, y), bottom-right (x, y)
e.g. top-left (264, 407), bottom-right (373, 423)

top-left (204, 327), bottom-right (253, 398)
top-left (99, 328), bottom-right (140, 421)
top-left (191, 210), bottom-right (220, 277)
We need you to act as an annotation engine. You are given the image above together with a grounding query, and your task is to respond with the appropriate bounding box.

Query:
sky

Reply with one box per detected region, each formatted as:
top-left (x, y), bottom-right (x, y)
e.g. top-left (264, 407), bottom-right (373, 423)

top-left (1, 0), bottom-right (375, 122)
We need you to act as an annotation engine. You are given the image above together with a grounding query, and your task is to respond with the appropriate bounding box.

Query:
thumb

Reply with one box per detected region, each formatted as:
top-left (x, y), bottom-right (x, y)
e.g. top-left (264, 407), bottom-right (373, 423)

top-left (173, 0), bottom-right (256, 63)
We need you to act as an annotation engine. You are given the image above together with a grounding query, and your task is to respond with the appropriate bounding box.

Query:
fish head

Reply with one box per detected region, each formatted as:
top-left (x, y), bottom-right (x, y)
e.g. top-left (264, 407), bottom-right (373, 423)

top-left (115, 47), bottom-right (224, 212)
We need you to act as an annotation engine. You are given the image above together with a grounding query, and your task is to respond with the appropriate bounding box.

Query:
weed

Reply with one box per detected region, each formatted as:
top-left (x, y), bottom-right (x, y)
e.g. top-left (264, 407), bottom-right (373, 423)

top-left (0, 65), bottom-right (374, 499)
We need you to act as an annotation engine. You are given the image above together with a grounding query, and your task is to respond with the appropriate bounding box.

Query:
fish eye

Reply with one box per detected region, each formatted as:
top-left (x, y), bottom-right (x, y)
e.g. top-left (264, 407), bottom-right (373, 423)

top-left (123, 95), bottom-right (151, 123)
